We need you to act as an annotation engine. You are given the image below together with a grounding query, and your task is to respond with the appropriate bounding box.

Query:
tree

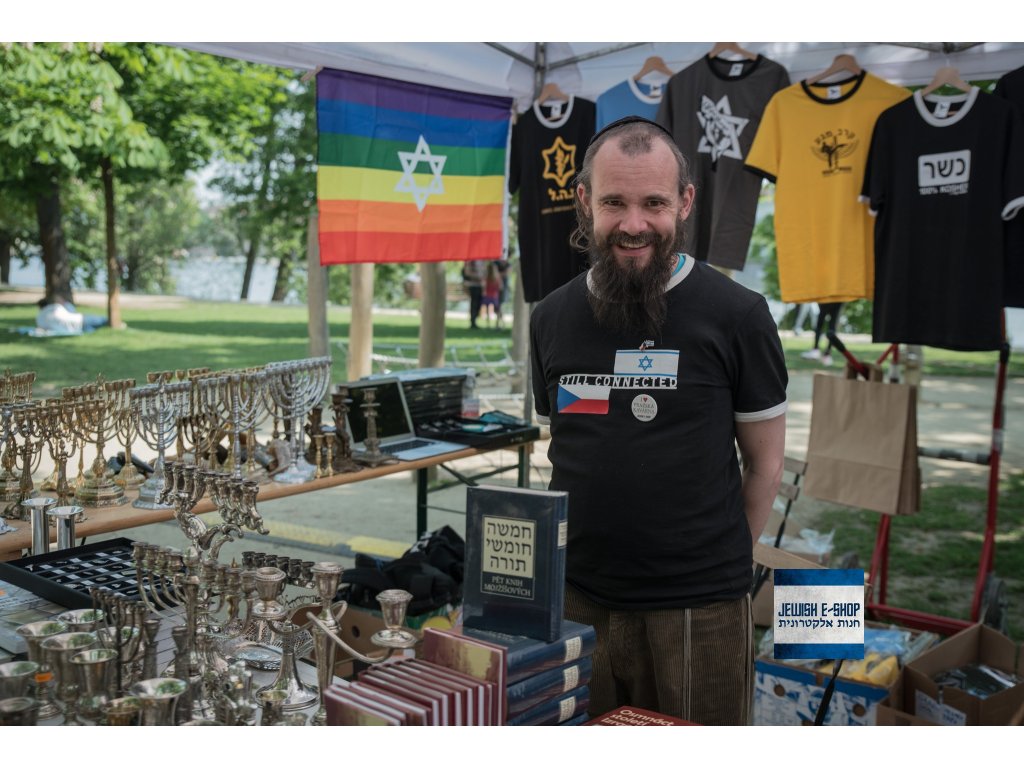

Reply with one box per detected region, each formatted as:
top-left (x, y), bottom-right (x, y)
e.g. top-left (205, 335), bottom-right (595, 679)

top-left (0, 42), bottom-right (166, 314)
top-left (210, 77), bottom-right (316, 301)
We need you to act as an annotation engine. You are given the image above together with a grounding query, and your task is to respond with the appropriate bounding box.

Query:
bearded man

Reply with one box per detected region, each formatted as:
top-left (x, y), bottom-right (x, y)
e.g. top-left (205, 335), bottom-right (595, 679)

top-left (529, 116), bottom-right (788, 725)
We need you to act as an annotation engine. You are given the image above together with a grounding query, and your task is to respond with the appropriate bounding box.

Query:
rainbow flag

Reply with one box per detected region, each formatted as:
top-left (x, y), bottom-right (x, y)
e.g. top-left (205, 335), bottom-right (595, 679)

top-left (316, 69), bottom-right (513, 265)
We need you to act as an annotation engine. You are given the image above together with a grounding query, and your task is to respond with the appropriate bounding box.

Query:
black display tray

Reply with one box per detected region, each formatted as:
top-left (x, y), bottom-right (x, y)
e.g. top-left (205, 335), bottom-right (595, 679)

top-left (0, 538), bottom-right (148, 610)
top-left (416, 417), bottom-right (539, 448)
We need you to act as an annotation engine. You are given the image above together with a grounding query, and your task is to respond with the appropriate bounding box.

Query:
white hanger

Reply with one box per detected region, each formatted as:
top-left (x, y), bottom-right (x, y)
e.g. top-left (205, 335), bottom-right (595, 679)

top-left (536, 81), bottom-right (570, 105)
top-left (708, 42), bottom-right (757, 61)
top-left (806, 54), bottom-right (863, 85)
top-left (921, 66), bottom-right (972, 96)
top-left (633, 55), bottom-right (673, 81)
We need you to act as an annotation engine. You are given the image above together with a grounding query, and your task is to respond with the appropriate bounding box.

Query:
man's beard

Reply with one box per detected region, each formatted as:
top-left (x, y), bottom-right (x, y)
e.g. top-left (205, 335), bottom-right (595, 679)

top-left (586, 219), bottom-right (685, 336)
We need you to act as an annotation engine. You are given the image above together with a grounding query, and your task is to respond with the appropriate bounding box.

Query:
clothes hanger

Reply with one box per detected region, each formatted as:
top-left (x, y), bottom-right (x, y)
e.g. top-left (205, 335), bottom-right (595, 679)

top-left (920, 66), bottom-right (973, 96)
top-left (708, 42), bottom-right (757, 61)
top-left (536, 81), bottom-right (570, 105)
top-left (633, 55), bottom-right (673, 81)
top-left (805, 54), bottom-right (863, 85)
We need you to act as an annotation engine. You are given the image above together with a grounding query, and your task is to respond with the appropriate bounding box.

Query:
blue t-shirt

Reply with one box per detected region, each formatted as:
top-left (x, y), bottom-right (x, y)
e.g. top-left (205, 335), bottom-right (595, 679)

top-left (596, 78), bottom-right (664, 129)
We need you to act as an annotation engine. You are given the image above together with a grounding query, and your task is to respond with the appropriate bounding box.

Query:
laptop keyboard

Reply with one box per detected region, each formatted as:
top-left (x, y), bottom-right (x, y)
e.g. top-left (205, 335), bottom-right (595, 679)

top-left (381, 438), bottom-right (432, 455)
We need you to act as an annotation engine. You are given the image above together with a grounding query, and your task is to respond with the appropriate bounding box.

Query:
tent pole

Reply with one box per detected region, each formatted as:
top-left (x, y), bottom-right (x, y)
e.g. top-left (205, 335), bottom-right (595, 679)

top-left (306, 212), bottom-right (330, 359)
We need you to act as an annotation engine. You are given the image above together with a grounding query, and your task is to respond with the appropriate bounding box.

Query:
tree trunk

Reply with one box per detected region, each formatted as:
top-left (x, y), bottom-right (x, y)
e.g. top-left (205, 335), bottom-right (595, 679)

top-left (272, 250), bottom-right (293, 302)
top-left (100, 157), bottom-right (123, 329)
top-left (35, 179), bottom-right (73, 304)
top-left (418, 261), bottom-right (447, 369)
top-left (0, 232), bottom-right (11, 285)
top-left (348, 263), bottom-right (375, 380)
top-left (240, 233), bottom-right (259, 300)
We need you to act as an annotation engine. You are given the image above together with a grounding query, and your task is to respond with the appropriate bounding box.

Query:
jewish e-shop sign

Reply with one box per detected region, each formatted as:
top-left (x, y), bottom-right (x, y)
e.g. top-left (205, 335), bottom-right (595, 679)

top-left (316, 68), bottom-right (513, 264)
top-left (773, 569), bottom-right (865, 660)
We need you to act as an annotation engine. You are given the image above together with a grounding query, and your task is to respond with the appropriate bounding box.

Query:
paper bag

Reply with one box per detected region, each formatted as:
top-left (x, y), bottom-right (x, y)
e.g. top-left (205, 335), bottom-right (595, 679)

top-left (803, 372), bottom-right (920, 515)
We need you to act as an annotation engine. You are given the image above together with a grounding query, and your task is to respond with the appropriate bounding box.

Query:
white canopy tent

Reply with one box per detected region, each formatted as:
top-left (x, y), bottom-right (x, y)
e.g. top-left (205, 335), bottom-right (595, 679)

top-left (178, 42), bottom-right (1024, 104)
top-left (171, 41), bottom-right (1024, 377)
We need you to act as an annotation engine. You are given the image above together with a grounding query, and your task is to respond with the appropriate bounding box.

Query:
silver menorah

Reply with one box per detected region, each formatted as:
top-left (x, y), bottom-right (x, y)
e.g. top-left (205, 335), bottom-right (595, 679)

top-left (1, 402), bottom-right (44, 519)
top-left (133, 379), bottom-right (191, 510)
top-left (263, 357), bottom-right (332, 484)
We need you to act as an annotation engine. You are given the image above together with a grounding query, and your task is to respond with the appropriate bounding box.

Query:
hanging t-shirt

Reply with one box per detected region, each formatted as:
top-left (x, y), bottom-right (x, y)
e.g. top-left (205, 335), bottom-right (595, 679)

top-left (745, 72), bottom-right (910, 303)
top-left (994, 64), bottom-right (1024, 308)
top-left (861, 88), bottom-right (1024, 351)
top-left (656, 54), bottom-right (790, 270)
top-left (510, 96), bottom-right (596, 303)
top-left (596, 77), bottom-right (664, 129)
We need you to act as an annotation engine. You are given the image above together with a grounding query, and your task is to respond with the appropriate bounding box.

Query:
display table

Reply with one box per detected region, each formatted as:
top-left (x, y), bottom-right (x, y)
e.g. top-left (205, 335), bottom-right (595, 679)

top-left (0, 439), bottom-right (536, 561)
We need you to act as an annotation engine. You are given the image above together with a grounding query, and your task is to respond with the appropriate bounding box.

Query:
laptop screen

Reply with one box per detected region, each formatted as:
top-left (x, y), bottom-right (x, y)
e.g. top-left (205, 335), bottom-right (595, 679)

top-left (343, 379), bottom-right (413, 445)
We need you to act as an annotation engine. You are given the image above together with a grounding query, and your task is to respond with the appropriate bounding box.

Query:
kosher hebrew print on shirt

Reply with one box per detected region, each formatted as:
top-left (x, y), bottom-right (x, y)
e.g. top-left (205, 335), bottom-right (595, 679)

top-left (510, 96), bottom-right (596, 302)
top-left (862, 88), bottom-right (1024, 351)
top-left (745, 72), bottom-right (909, 303)
top-left (656, 55), bottom-right (790, 270)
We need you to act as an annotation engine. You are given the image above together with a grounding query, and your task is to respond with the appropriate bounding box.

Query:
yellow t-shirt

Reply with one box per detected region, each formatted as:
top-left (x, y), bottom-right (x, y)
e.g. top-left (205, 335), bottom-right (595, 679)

top-left (746, 72), bottom-right (910, 303)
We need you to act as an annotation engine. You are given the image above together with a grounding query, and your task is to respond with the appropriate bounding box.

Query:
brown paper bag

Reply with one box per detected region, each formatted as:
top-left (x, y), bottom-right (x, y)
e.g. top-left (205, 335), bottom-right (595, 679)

top-left (803, 371), bottom-right (920, 515)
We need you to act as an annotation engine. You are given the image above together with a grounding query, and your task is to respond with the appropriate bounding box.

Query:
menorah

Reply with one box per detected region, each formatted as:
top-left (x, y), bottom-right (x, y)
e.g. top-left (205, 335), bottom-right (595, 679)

top-left (1, 402), bottom-right (44, 520)
top-left (225, 369), bottom-right (270, 481)
top-left (0, 371), bottom-right (35, 503)
top-left (63, 376), bottom-right (136, 507)
top-left (0, 369), bottom-right (35, 404)
top-left (113, 393), bottom-right (145, 491)
top-left (34, 400), bottom-right (76, 507)
top-left (191, 373), bottom-right (232, 472)
top-left (133, 379), bottom-right (191, 510)
top-left (263, 357), bottom-right (332, 484)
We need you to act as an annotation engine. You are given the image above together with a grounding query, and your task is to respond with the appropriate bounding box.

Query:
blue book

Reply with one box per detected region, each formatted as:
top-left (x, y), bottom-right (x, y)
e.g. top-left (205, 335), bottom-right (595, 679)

top-left (507, 657), bottom-right (593, 717)
top-left (463, 619), bottom-right (597, 684)
top-left (463, 484), bottom-right (568, 642)
top-left (507, 685), bottom-right (590, 726)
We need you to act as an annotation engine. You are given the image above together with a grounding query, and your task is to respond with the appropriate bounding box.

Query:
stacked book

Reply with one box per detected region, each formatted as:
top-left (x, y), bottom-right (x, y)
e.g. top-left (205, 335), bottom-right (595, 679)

top-left (423, 485), bottom-right (596, 725)
top-left (324, 656), bottom-right (501, 725)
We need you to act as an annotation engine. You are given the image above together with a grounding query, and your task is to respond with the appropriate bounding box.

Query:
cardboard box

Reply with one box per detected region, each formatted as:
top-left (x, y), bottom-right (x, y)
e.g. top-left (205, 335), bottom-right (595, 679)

top-left (754, 657), bottom-right (896, 726)
top-left (752, 550), bottom-right (823, 627)
top-left (902, 623), bottom-right (1024, 725)
top-left (875, 703), bottom-right (938, 726)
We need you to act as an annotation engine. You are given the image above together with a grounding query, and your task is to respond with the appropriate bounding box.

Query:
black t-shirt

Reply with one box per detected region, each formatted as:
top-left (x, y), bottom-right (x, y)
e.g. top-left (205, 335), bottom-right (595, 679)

top-left (862, 89), bottom-right (1024, 350)
top-left (529, 259), bottom-right (788, 609)
top-left (995, 65), bottom-right (1024, 307)
top-left (509, 97), bottom-right (595, 302)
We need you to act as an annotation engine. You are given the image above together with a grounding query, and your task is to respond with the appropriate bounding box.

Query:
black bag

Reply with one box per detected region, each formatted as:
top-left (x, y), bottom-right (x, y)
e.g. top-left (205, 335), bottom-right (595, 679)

top-left (335, 526), bottom-right (465, 616)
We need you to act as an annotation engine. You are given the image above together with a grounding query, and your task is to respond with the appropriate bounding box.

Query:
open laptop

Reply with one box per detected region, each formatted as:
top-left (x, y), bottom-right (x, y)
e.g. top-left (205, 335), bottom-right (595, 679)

top-left (342, 377), bottom-right (468, 461)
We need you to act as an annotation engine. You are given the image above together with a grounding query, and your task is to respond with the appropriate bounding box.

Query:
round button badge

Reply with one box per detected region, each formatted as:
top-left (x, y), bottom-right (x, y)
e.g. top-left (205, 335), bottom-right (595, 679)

top-left (631, 394), bottom-right (658, 422)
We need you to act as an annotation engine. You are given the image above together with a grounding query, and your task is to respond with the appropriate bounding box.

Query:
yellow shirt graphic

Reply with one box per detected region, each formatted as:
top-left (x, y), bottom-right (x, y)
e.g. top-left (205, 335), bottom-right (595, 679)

top-left (746, 73), bottom-right (909, 303)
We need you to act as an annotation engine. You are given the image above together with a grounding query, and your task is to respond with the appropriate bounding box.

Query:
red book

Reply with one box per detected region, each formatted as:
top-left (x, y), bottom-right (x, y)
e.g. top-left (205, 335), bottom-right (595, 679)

top-left (383, 663), bottom-right (466, 726)
top-left (334, 678), bottom-right (429, 726)
top-left (358, 668), bottom-right (442, 725)
top-left (324, 684), bottom-right (405, 725)
top-left (407, 658), bottom-right (495, 726)
top-left (420, 627), bottom-right (508, 724)
top-left (585, 706), bottom-right (699, 726)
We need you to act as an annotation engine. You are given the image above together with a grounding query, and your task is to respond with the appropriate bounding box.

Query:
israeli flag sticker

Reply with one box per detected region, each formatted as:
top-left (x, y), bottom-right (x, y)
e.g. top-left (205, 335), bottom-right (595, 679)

top-left (773, 569), bottom-right (865, 660)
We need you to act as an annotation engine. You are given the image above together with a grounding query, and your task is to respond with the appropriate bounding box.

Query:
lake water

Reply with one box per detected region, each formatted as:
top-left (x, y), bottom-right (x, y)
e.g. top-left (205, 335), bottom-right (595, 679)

top-left (6, 252), bottom-right (295, 304)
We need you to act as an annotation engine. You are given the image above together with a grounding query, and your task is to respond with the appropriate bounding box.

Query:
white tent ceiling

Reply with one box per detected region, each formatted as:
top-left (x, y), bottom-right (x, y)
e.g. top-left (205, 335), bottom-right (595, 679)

top-left (176, 42), bottom-right (1024, 106)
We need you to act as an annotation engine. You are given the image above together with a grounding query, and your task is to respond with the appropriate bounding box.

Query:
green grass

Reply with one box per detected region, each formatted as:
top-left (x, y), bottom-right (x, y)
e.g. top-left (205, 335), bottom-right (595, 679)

top-left (0, 300), bottom-right (514, 397)
top-left (814, 472), bottom-right (1024, 640)
top-left (780, 337), bottom-right (1023, 379)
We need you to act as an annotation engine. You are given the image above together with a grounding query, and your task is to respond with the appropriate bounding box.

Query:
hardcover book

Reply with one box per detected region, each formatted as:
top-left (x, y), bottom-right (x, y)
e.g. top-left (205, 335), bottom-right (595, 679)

top-left (585, 705), bottom-right (699, 726)
top-left (324, 684), bottom-right (406, 725)
top-left (463, 484), bottom-right (569, 642)
top-left (420, 626), bottom-right (508, 724)
top-left (506, 685), bottom-right (590, 726)
top-left (507, 657), bottom-right (594, 717)
top-left (462, 619), bottom-right (597, 684)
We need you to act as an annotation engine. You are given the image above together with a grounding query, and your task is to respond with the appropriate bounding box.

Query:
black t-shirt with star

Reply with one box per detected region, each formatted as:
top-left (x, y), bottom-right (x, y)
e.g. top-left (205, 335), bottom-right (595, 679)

top-left (656, 55), bottom-right (790, 270)
top-left (510, 96), bottom-right (595, 302)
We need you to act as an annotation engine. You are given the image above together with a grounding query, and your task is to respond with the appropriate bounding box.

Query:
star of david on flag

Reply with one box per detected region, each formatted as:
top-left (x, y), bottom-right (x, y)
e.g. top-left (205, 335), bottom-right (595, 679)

top-left (316, 69), bottom-right (513, 264)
